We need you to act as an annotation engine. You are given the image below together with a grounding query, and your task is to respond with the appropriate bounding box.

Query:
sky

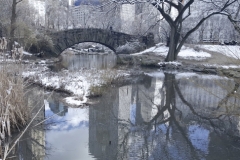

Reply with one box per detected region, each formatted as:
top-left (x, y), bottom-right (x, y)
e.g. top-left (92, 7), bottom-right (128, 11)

top-left (74, 0), bottom-right (101, 6)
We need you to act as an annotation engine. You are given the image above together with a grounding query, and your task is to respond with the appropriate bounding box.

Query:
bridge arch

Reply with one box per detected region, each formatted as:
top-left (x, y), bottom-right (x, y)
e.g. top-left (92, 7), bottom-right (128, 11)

top-left (66, 41), bottom-right (116, 53)
top-left (47, 28), bottom-right (155, 56)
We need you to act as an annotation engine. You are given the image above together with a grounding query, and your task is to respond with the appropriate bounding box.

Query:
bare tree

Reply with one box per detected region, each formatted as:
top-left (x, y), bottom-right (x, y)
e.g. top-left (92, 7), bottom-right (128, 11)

top-left (198, 20), bottom-right (207, 43)
top-left (133, 3), bottom-right (161, 37)
top-left (9, 0), bottom-right (37, 48)
top-left (10, 0), bottom-right (26, 48)
top-left (82, 2), bottom-right (122, 30)
top-left (159, 20), bottom-right (170, 44)
top-left (228, 4), bottom-right (240, 34)
top-left (214, 17), bottom-right (225, 42)
top-left (110, 0), bottom-right (238, 61)
top-left (0, 0), bottom-right (43, 51)
top-left (100, 9), bottom-right (121, 30)
top-left (45, 0), bottom-right (69, 31)
top-left (0, 0), bottom-right (11, 36)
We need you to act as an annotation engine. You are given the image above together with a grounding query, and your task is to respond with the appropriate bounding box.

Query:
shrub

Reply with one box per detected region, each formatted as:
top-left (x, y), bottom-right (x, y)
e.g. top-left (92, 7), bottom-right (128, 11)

top-left (26, 33), bottom-right (54, 54)
top-left (116, 41), bottom-right (146, 54)
top-left (193, 46), bottom-right (201, 52)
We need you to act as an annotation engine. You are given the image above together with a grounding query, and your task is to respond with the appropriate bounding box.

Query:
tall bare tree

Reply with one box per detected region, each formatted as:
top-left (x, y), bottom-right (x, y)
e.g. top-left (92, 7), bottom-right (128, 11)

top-left (228, 3), bottom-right (240, 33)
top-left (110, 0), bottom-right (238, 61)
top-left (10, 0), bottom-right (26, 48)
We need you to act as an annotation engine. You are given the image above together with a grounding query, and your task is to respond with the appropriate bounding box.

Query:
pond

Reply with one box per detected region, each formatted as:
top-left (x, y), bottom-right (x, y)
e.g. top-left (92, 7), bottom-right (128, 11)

top-left (13, 70), bottom-right (240, 160)
top-left (52, 54), bottom-right (117, 71)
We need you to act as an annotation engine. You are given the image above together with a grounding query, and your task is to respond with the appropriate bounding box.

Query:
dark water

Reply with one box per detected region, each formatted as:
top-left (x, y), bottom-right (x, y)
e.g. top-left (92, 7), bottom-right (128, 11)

top-left (15, 72), bottom-right (240, 160)
top-left (54, 54), bottom-right (117, 71)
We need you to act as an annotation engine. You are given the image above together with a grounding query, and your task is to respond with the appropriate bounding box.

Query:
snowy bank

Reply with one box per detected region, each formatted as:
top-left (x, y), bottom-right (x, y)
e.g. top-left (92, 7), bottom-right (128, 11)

top-left (198, 45), bottom-right (240, 59)
top-left (23, 65), bottom-right (129, 107)
top-left (132, 43), bottom-right (211, 60)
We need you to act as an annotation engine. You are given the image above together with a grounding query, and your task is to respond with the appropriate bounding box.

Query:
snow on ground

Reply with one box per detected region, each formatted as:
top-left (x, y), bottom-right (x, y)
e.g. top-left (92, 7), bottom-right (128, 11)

top-left (22, 65), bottom-right (129, 106)
top-left (133, 44), bottom-right (168, 56)
top-left (65, 96), bottom-right (88, 106)
top-left (133, 43), bottom-right (211, 60)
top-left (178, 48), bottom-right (211, 59)
top-left (199, 45), bottom-right (240, 59)
top-left (0, 51), bottom-right (32, 62)
top-left (146, 72), bottom-right (165, 78)
top-left (158, 61), bottom-right (182, 66)
top-left (23, 51), bottom-right (32, 55)
top-left (202, 64), bottom-right (240, 69)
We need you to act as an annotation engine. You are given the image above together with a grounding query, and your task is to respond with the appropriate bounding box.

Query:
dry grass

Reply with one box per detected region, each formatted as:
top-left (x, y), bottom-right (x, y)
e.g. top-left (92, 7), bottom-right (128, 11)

top-left (0, 64), bottom-right (29, 139)
top-left (88, 69), bottom-right (126, 96)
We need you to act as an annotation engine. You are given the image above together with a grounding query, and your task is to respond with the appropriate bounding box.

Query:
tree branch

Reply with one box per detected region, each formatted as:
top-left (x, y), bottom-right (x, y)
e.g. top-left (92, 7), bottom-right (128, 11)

top-left (176, 0), bottom-right (237, 55)
top-left (16, 0), bottom-right (23, 5)
top-left (175, 0), bottom-right (194, 24)
top-left (151, 2), bottom-right (175, 27)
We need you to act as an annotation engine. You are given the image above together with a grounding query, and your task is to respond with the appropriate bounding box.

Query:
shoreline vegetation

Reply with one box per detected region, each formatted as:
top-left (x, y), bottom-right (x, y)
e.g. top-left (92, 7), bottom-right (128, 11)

top-left (0, 63), bottom-right (29, 133)
top-left (0, 63), bottom-right (29, 159)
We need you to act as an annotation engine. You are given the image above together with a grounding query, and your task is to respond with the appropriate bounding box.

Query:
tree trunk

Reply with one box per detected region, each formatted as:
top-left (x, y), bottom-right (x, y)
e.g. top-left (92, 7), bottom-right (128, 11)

top-left (164, 73), bottom-right (175, 108)
top-left (0, 23), bottom-right (2, 37)
top-left (10, 0), bottom-right (17, 50)
top-left (165, 27), bottom-right (177, 62)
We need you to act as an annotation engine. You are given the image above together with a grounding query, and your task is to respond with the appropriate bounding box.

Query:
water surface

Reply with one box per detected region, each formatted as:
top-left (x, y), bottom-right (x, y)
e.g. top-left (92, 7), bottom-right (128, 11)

top-left (55, 54), bottom-right (117, 71)
top-left (18, 72), bottom-right (240, 160)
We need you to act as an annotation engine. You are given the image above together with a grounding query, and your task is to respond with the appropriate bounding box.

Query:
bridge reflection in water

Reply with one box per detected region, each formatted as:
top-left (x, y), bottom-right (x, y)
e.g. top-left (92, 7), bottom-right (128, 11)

top-left (89, 73), bottom-right (240, 160)
top-left (60, 54), bottom-right (117, 71)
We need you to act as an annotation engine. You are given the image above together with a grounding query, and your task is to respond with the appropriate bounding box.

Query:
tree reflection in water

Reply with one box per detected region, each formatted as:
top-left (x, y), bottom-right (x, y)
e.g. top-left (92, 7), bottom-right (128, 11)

top-left (6, 73), bottom-right (240, 160)
top-left (89, 73), bottom-right (240, 160)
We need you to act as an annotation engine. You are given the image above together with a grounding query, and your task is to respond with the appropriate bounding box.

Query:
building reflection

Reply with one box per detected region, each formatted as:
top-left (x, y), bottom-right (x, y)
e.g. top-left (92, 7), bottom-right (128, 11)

top-left (48, 96), bottom-right (68, 117)
top-left (89, 86), bottom-right (119, 159)
top-left (15, 86), bottom-right (46, 160)
top-left (12, 87), bottom-right (68, 160)
top-left (89, 73), bottom-right (240, 160)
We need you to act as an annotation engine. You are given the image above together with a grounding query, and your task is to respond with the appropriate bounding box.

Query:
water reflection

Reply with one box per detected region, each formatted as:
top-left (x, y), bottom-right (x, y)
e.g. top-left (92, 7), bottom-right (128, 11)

top-left (89, 73), bottom-right (240, 160)
top-left (58, 54), bottom-right (117, 71)
top-left (45, 104), bottom-right (92, 160)
top-left (12, 72), bottom-right (240, 160)
top-left (12, 86), bottom-right (47, 160)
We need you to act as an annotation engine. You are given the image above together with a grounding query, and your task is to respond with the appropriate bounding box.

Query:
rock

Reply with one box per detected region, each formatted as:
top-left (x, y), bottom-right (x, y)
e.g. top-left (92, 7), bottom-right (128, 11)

top-left (218, 69), bottom-right (240, 78)
top-left (192, 68), bottom-right (204, 72)
top-left (202, 69), bottom-right (217, 74)
top-left (234, 73), bottom-right (240, 78)
top-left (234, 68), bottom-right (240, 72)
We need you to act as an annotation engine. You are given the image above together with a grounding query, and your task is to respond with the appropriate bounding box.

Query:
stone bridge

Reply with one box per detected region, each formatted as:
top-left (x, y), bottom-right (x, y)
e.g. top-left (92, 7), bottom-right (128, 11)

top-left (47, 28), bottom-right (155, 55)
